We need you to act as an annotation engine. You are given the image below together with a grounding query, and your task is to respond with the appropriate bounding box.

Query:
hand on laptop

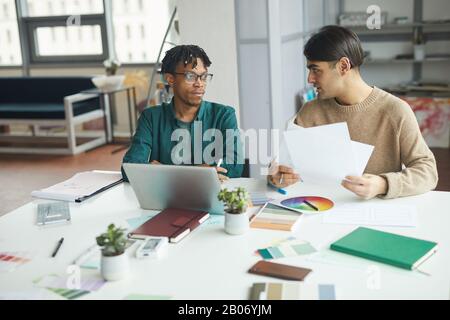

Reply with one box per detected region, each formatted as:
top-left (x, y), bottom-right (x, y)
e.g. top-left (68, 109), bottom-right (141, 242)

top-left (341, 174), bottom-right (388, 200)
top-left (196, 164), bottom-right (229, 182)
top-left (216, 166), bottom-right (229, 182)
top-left (267, 163), bottom-right (300, 188)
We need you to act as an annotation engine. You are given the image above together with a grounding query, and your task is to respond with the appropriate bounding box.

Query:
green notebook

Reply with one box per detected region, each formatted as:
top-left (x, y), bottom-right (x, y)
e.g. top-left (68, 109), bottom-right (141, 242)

top-left (330, 227), bottom-right (438, 270)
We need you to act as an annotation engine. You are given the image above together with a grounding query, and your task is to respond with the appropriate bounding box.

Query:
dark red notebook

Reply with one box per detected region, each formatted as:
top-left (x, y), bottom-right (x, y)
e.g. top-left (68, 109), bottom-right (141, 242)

top-left (128, 208), bottom-right (210, 243)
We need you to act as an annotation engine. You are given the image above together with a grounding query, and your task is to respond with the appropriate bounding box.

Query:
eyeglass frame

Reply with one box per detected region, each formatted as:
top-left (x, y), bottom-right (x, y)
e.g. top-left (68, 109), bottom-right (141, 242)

top-left (173, 71), bottom-right (214, 83)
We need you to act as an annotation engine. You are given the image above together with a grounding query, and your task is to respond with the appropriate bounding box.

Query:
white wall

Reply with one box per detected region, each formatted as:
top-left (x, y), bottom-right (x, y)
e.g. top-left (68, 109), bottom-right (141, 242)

top-left (236, 0), bottom-right (306, 177)
top-left (176, 0), bottom-right (241, 123)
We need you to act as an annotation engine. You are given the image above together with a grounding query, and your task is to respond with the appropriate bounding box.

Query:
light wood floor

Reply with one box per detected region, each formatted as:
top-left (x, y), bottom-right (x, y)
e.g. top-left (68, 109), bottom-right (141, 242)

top-left (0, 145), bottom-right (127, 216)
top-left (0, 146), bottom-right (449, 217)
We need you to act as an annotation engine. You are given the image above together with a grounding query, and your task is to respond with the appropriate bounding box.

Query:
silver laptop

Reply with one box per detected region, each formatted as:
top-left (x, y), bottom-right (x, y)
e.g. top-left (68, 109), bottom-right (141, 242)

top-left (122, 163), bottom-right (224, 214)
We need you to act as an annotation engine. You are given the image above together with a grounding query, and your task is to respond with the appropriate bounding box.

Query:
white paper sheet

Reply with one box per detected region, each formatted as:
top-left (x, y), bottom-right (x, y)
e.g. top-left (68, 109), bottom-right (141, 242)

top-left (279, 122), bottom-right (374, 183)
top-left (322, 203), bottom-right (417, 227)
top-left (283, 127), bottom-right (356, 184)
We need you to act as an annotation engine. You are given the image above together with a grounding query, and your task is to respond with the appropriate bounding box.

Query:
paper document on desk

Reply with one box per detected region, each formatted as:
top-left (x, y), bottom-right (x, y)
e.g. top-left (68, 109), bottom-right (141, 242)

top-left (31, 170), bottom-right (123, 202)
top-left (322, 203), bottom-right (417, 227)
top-left (280, 122), bottom-right (373, 184)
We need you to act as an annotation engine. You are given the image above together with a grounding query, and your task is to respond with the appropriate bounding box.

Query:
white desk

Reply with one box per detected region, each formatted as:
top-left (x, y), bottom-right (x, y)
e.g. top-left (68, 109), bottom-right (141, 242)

top-left (0, 178), bottom-right (449, 299)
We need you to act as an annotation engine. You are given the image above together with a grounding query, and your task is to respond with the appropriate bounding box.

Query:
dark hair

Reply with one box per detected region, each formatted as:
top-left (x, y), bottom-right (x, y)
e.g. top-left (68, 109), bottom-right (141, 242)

top-left (161, 45), bottom-right (212, 74)
top-left (303, 25), bottom-right (364, 69)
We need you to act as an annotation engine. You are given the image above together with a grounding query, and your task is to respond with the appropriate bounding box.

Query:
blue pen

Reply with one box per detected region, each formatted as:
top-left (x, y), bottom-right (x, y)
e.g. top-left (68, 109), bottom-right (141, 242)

top-left (268, 182), bottom-right (288, 195)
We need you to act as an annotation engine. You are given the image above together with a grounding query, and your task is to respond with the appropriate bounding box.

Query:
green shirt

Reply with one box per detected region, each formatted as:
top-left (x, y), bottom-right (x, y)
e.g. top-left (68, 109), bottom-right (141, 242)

top-left (122, 100), bottom-right (243, 181)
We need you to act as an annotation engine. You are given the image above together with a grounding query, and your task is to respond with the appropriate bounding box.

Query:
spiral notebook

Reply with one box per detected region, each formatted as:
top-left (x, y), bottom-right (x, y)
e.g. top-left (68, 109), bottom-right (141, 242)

top-left (31, 170), bottom-right (123, 202)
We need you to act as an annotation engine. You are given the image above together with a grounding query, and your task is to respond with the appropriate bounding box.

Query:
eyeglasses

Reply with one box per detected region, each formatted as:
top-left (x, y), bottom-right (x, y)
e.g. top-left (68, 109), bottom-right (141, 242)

top-left (173, 71), bottom-right (213, 83)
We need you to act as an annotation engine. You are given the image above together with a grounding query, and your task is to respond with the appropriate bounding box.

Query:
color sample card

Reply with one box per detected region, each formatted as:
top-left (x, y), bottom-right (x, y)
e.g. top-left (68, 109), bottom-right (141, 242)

top-left (34, 274), bottom-right (105, 293)
top-left (257, 239), bottom-right (317, 260)
top-left (250, 203), bottom-right (301, 231)
top-left (250, 282), bottom-right (336, 300)
top-left (250, 192), bottom-right (274, 206)
top-left (0, 252), bottom-right (32, 273)
top-left (47, 288), bottom-right (90, 300)
top-left (123, 293), bottom-right (172, 300)
top-left (278, 196), bottom-right (334, 213)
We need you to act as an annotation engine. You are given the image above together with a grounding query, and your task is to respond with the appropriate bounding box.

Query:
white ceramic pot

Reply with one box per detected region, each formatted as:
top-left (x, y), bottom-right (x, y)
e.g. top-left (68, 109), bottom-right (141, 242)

top-left (100, 252), bottom-right (129, 281)
top-left (224, 211), bottom-right (249, 235)
top-left (414, 44), bottom-right (425, 61)
top-left (92, 75), bottom-right (125, 92)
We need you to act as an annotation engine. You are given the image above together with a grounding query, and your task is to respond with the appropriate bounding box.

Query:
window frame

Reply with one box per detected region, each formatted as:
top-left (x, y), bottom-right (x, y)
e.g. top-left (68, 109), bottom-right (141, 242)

top-left (0, 0), bottom-right (172, 70)
top-left (23, 13), bottom-right (109, 64)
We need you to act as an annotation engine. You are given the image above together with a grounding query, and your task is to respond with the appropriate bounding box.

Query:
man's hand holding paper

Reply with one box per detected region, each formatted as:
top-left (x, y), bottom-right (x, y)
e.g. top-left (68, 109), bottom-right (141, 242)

top-left (341, 174), bottom-right (388, 199)
top-left (269, 122), bottom-right (382, 199)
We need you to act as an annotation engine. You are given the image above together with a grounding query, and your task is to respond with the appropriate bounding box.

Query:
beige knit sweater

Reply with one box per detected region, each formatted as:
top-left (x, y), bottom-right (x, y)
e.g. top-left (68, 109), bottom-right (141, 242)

top-left (295, 86), bottom-right (438, 199)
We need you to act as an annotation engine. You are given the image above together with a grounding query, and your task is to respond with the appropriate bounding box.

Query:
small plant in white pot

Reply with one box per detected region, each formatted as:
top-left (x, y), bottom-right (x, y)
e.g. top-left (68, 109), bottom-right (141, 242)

top-left (96, 223), bottom-right (129, 281)
top-left (218, 187), bottom-right (250, 235)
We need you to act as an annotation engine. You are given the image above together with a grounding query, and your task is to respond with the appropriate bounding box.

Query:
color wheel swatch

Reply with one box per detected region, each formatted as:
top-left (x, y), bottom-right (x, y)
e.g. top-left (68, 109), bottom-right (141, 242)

top-left (280, 196), bottom-right (334, 213)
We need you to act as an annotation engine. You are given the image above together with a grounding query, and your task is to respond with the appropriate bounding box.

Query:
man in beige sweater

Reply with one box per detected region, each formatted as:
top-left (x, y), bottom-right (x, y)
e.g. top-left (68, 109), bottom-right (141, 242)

top-left (269, 25), bottom-right (438, 199)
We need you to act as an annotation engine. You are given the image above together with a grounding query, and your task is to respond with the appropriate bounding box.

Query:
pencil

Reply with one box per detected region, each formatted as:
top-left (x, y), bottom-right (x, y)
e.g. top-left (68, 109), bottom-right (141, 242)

top-left (303, 200), bottom-right (318, 211)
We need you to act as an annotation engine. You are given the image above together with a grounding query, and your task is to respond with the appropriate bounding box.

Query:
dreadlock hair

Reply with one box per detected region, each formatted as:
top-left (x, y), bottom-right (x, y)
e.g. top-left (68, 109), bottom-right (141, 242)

top-left (161, 45), bottom-right (212, 74)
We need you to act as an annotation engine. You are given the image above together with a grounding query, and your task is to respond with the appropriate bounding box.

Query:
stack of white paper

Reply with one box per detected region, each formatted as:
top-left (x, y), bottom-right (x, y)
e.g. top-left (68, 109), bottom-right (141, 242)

top-left (279, 120), bottom-right (374, 185)
top-left (322, 203), bottom-right (418, 227)
top-left (31, 170), bottom-right (122, 202)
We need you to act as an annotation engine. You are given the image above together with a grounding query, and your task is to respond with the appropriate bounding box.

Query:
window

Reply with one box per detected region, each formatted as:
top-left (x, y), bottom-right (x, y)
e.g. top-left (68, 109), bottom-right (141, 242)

top-left (1, 0), bottom-right (177, 67)
top-left (23, 0), bottom-right (107, 63)
top-left (47, 1), bottom-right (53, 15)
top-left (25, 0), bottom-right (103, 17)
top-left (6, 29), bottom-right (12, 43)
top-left (140, 24), bottom-right (145, 39)
top-left (126, 25), bottom-right (131, 39)
top-left (112, 0), bottom-right (177, 63)
top-left (34, 25), bottom-right (103, 57)
top-left (0, 0), bottom-right (22, 66)
top-left (3, 2), bottom-right (9, 18)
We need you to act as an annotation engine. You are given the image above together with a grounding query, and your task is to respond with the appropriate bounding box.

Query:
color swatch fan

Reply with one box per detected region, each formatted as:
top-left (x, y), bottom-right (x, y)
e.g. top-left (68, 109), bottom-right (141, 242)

top-left (274, 196), bottom-right (334, 214)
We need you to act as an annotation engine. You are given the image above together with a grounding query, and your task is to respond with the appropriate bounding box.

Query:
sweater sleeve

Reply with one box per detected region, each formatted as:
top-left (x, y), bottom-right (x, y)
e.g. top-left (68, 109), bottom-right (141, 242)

top-left (220, 108), bottom-right (244, 178)
top-left (121, 111), bottom-right (153, 182)
top-left (378, 104), bottom-right (438, 199)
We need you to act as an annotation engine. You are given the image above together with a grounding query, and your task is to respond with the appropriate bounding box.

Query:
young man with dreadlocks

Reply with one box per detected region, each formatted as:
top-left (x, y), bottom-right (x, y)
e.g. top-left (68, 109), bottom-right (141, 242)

top-left (268, 25), bottom-right (438, 200)
top-left (121, 45), bottom-right (243, 181)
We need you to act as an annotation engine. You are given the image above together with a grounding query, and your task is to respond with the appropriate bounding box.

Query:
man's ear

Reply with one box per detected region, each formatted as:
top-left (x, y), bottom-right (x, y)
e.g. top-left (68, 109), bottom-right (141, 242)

top-left (165, 73), bottom-right (175, 86)
top-left (338, 57), bottom-right (352, 75)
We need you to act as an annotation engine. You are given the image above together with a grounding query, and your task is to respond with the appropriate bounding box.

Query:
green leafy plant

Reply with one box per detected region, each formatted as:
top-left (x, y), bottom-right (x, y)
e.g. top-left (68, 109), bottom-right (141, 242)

top-left (413, 27), bottom-right (425, 45)
top-left (218, 187), bottom-right (250, 214)
top-left (103, 59), bottom-right (121, 76)
top-left (96, 224), bottom-right (127, 257)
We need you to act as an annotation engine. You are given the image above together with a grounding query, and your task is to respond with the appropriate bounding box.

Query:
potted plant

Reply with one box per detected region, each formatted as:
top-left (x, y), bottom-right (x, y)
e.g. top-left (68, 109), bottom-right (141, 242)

top-left (218, 187), bottom-right (251, 235)
top-left (96, 223), bottom-right (129, 281)
top-left (103, 58), bottom-right (121, 76)
top-left (413, 27), bottom-right (425, 61)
